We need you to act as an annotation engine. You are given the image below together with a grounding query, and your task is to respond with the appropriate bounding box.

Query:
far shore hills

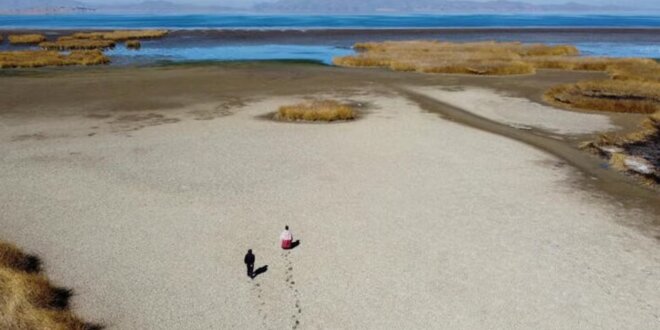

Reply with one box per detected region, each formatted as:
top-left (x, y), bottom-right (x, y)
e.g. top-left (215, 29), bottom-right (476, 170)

top-left (0, 0), bottom-right (656, 15)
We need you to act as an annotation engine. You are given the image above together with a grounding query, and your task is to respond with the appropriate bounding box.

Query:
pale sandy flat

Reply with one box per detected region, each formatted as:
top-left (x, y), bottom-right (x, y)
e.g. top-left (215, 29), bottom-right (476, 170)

top-left (0, 92), bottom-right (658, 329)
top-left (413, 86), bottom-right (618, 135)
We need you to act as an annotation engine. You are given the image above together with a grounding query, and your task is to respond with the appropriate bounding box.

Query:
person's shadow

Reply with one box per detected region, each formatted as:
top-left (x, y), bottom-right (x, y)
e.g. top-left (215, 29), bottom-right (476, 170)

top-left (253, 265), bottom-right (268, 278)
top-left (290, 240), bottom-right (301, 249)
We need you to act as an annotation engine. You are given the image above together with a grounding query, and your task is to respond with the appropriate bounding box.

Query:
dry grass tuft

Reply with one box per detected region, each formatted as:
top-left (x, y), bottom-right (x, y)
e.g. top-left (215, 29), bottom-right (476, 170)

top-left (8, 34), bottom-right (47, 45)
top-left (0, 241), bottom-right (102, 330)
top-left (126, 40), bottom-right (141, 49)
top-left (0, 50), bottom-right (109, 68)
top-left (40, 37), bottom-right (116, 50)
top-left (70, 29), bottom-right (168, 41)
top-left (276, 100), bottom-right (356, 122)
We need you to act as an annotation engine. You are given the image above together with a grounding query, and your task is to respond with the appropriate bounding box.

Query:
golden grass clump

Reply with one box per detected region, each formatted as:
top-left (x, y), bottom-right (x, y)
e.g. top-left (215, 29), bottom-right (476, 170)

top-left (0, 50), bottom-right (110, 68)
top-left (0, 242), bottom-right (101, 330)
top-left (126, 40), bottom-right (141, 49)
top-left (276, 100), bottom-right (356, 122)
top-left (71, 29), bottom-right (168, 41)
top-left (8, 34), bottom-right (47, 45)
top-left (40, 37), bottom-right (116, 50)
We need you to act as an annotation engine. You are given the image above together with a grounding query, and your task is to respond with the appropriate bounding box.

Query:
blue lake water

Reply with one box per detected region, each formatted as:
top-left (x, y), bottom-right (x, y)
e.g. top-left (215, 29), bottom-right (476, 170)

top-left (105, 44), bottom-right (354, 65)
top-left (1, 14), bottom-right (659, 64)
top-left (102, 42), bottom-right (659, 66)
top-left (1, 14), bottom-right (660, 29)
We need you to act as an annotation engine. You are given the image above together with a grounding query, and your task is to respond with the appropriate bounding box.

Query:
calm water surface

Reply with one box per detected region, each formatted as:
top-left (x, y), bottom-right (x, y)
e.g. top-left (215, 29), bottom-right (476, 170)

top-left (1, 14), bottom-right (659, 64)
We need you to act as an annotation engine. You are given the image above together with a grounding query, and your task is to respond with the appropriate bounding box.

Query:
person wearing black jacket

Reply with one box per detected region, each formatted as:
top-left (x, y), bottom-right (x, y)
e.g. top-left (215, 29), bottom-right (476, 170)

top-left (244, 249), bottom-right (255, 279)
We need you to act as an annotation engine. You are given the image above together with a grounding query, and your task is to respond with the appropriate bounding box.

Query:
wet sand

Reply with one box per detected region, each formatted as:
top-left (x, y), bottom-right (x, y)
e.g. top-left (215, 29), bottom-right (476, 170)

top-left (0, 63), bottom-right (659, 329)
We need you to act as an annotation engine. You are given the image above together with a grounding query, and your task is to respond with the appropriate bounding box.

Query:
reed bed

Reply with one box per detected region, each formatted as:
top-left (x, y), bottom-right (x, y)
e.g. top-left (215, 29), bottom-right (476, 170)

top-left (335, 41), bottom-right (658, 78)
top-left (40, 37), bottom-right (116, 50)
top-left (0, 241), bottom-right (101, 330)
top-left (70, 29), bottom-right (168, 41)
top-left (8, 34), bottom-right (47, 45)
top-left (0, 50), bottom-right (109, 68)
top-left (334, 41), bottom-right (586, 75)
top-left (276, 100), bottom-right (356, 122)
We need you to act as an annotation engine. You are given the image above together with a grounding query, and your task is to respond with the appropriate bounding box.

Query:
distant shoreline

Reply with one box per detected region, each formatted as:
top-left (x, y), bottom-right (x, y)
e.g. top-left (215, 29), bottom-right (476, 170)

top-left (2, 27), bottom-right (660, 36)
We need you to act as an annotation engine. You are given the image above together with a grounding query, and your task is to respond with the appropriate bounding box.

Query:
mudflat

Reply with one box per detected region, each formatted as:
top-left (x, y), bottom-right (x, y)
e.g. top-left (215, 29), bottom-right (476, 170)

top-left (0, 63), bottom-right (658, 329)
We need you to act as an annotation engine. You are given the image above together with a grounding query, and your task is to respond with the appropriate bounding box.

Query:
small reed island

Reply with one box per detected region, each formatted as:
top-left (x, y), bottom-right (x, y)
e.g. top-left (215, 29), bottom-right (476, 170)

top-left (0, 30), bottom-right (167, 68)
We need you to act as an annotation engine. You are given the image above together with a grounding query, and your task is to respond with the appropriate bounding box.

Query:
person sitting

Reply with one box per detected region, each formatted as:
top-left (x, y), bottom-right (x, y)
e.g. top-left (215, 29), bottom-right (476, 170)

top-left (280, 226), bottom-right (293, 249)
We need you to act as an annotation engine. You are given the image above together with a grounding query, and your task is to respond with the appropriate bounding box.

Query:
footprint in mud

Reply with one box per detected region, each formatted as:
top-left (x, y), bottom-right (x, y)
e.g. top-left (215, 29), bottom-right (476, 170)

top-left (283, 251), bottom-right (302, 329)
top-left (251, 281), bottom-right (269, 327)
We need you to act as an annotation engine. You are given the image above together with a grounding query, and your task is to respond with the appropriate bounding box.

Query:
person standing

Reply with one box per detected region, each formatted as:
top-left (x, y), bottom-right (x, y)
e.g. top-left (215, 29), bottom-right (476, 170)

top-left (244, 249), bottom-right (255, 279)
top-left (280, 226), bottom-right (293, 249)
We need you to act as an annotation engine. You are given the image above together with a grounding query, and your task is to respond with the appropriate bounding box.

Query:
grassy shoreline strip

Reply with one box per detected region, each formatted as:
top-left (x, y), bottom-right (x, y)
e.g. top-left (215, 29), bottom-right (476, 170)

top-left (71, 30), bottom-right (168, 41)
top-left (8, 34), bottom-right (46, 45)
top-left (40, 37), bottom-right (116, 50)
top-left (0, 241), bottom-right (102, 330)
top-left (0, 50), bottom-right (110, 68)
